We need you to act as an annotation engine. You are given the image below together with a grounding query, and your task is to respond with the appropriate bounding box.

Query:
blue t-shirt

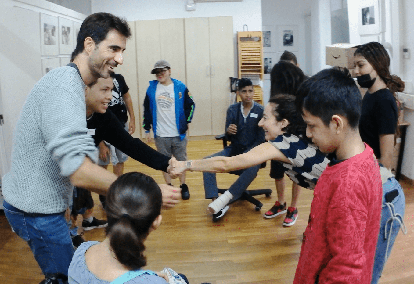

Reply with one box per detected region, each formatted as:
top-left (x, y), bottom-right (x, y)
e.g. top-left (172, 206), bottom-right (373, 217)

top-left (269, 133), bottom-right (330, 189)
top-left (68, 241), bottom-right (168, 284)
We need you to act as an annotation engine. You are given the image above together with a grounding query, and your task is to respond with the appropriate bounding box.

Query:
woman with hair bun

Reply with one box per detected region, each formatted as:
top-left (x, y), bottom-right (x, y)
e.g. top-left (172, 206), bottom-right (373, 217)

top-left (354, 42), bottom-right (406, 284)
top-left (68, 172), bottom-right (188, 284)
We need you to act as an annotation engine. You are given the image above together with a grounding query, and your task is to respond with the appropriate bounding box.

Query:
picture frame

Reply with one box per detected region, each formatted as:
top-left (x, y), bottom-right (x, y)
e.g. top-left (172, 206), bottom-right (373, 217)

top-left (262, 25), bottom-right (275, 52)
top-left (73, 21), bottom-right (82, 51)
top-left (58, 17), bottom-right (74, 55)
top-left (263, 52), bottom-right (276, 80)
top-left (358, 0), bottom-right (382, 35)
top-left (40, 13), bottom-right (59, 56)
top-left (277, 25), bottom-right (299, 52)
top-left (41, 57), bottom-right (60, 76)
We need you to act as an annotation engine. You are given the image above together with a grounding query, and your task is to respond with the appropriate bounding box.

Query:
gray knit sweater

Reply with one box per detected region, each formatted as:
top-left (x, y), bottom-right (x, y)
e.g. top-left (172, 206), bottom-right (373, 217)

top-left (2, 66), bottom-right (98, 214)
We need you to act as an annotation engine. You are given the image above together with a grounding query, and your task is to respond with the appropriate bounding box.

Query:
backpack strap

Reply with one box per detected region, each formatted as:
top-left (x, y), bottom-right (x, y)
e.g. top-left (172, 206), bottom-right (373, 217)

top-left (110, 270), bottom-right (157, 284)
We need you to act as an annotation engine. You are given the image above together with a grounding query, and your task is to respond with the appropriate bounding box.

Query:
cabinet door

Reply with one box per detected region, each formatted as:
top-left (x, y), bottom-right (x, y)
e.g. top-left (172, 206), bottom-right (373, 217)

top-left (209, 16), bottom-right (235, 135)
top-left (159, 18), bottom-right (186, 84)
top-left (135, 20), bottom-right (161, 138)
top-left (185, 17), bottom-right (212, 136)
top-left (116, 21), bottom-right (140, 137)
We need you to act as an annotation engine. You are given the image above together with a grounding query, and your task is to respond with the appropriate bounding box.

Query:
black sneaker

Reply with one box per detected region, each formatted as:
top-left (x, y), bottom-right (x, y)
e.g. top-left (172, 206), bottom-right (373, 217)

top-left (82, 217), bottom-right (108, 231)
top-left (212, 205), bottom-right (229, 222)
top-left (264, 201), bottom-right (287, 219)
top-left (71, 234), bottom-right (85, 248)
top-left (181, 184), bottom-right (190, 200)
top-left (39, 273), bottom-right (68, 284)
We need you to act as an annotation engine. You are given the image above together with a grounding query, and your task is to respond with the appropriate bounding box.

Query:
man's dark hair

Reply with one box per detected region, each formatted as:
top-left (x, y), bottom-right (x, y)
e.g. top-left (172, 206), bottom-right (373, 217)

top-left (237, 78), bottom-right (253, 91)
top-left (270, 61), bottom-right (305, 97)
top-left (296, 67), bottom-right (362, 129)
top-left (71, 13), bottom-right (131, 61)
top-left (280, 50), bottom-right (298, 65)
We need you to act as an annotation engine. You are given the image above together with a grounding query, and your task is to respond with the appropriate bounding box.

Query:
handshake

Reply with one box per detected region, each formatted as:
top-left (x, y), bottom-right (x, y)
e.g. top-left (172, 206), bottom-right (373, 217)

top-left (167, 157), bottom-right (190, 178)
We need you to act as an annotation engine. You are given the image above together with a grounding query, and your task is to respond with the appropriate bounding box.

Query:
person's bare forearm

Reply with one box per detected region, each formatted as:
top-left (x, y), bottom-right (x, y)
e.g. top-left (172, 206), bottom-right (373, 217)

top-left (70, 157), bottom-right (117, 195)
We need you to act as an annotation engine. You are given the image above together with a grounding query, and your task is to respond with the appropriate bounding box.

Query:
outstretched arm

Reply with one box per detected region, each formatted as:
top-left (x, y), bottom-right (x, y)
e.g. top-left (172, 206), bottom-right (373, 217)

top-left (169, 142), bottom-right (291, 175)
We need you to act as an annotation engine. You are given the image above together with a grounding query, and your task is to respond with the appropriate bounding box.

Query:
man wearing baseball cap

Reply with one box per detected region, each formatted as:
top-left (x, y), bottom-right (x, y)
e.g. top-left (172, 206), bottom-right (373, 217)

top-left (143, 60), bottom-right (195, 200)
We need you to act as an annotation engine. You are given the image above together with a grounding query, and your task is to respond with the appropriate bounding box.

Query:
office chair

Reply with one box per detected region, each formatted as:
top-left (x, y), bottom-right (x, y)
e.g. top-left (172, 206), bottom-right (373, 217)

top-left (214, 133), bottom-right (272, 213)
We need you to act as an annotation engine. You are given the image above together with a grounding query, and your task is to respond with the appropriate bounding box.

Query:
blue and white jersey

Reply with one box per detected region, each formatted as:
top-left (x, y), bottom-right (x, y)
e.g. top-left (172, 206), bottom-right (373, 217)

top-left (270, 133), bottom-right (330, 189)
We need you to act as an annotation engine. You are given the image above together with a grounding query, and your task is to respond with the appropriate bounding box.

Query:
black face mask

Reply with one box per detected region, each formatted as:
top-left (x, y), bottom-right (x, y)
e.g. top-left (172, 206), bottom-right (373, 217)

top-left (356, 74), bottom-right (376, 89)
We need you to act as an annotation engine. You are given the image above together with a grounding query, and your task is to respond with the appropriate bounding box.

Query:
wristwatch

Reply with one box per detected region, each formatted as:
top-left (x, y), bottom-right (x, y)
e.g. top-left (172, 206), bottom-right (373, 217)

top-left (186, 160), bottom-right (193, 171)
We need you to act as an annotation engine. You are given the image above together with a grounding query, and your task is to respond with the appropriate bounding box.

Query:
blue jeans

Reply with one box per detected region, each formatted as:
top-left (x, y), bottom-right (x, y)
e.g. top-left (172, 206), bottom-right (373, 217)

top-left (203, 146), bottom-right (260, 200)
top-left (371, 177), bottom-right (406, 284)
top-left (3, 200), bottom-right (74, 279)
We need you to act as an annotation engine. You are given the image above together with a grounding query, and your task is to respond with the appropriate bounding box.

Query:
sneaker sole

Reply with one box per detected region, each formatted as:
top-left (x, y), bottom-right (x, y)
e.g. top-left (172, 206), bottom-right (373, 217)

top-left (212, 205), bottom-right (229, 221)
top-left (283, 215), bottom-right (298, 227)
top-left (82, 223), bottom-right (108, 231)
top-left (264, 209), bottom-right (287, 219)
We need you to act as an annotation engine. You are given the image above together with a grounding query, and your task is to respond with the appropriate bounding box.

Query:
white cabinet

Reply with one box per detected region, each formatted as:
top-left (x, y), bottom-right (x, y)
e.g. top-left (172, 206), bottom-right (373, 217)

top-left (185, 16), bottom-right (234, 136)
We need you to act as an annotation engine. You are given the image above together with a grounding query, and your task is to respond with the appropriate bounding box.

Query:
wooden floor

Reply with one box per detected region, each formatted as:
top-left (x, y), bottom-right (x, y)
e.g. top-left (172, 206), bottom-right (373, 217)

top-left (1, 139), bottom-right (414, 283)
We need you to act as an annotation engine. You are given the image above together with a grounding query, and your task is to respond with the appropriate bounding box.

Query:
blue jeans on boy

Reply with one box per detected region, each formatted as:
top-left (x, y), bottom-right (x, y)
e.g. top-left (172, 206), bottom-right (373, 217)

top-left (3, 200), bottom-right (74, 280)
top-left (203, 146), bottom-right (260, 201)
top-left (371, 177), bottom-right (407, 284)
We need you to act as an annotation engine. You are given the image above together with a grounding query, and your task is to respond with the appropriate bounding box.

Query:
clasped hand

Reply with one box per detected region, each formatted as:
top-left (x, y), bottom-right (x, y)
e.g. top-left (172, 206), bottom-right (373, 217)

top-left (167, 157), bottom-right (188, 178)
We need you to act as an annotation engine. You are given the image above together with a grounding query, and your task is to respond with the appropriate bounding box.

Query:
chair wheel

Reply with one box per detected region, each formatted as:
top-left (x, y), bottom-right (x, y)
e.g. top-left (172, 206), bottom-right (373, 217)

top-left (265, 193), bottom-right (271, 197)
top-left (255, 205), bottom-right (261, 211)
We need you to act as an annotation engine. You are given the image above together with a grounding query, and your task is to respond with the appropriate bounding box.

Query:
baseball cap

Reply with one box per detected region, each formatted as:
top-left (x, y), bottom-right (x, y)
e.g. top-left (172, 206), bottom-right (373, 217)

top-left (151, 60), bottom-right (171, 74)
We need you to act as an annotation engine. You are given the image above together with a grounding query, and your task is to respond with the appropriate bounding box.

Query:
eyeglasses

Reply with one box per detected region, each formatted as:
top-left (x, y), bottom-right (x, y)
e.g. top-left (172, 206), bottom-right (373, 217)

top-left (154, 69), bottom-right (168, 75)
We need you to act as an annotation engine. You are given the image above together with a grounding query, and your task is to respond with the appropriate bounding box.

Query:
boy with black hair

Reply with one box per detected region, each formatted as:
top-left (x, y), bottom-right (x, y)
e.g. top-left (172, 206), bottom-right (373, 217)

top-left (294, 68), bottom-right (382, 283)
top-left (202, 78), bottom-right (265, 220)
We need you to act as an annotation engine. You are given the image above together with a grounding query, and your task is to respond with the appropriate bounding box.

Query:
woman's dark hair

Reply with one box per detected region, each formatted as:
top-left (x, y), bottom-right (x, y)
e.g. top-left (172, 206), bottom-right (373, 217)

top-left (71, 13), bottom-right (131, 61)
top-left (269, 94), bottom-right (307, 138)
top-left (270, 61), bottom-right (305, 98)
top-left (354, 42), bottom-right (405, 95)
top-left (296, 67), bottom-right (362, 129)
top-left (237, 78), bottom-right (253, 91)
top-left (105, 172), bottom-right (162, 270)
top-left (280, 50), bottom-right (298, 65)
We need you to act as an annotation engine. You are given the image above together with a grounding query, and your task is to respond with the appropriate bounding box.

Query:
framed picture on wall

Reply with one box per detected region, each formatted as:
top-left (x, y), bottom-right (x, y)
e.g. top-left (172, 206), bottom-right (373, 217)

top-left (40, 13), bottom-right (59, 56)
top-left (277, 25), bottom-right (298, 52)
top-left (58, 17), bottom-right (74, 55)
top-left (358, 0), bottom-right (382, 35)
top-left (41, 57), bottom-right (60, 76)
top-left (262, 25), bottom-right (275, 52)
top-left (263, 53), bottom-right (276, 80)
top-left (73, 21), bottom-right (82, 51)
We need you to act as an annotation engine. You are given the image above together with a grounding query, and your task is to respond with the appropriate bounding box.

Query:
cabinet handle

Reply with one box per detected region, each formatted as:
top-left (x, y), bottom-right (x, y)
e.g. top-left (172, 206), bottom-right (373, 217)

top-left (210, 65), bottom-right (215, 78)
top-left (0, 114), bottom-right (3, 126)
top-left (206, 66), bottom-right (210, 77)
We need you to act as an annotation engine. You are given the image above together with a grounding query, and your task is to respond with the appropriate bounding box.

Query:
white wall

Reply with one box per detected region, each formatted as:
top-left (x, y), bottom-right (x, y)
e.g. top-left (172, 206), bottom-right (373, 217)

top-left (91, 0), bottom-right (262, 34)
top-left (46, 0), bottom-right (91, 15)
top-left (261, 0), bottom-right (312, 104)
top-left (400, 0), bottom-right (414, 179)
top-left (311, 0), bottom-right (332, 74)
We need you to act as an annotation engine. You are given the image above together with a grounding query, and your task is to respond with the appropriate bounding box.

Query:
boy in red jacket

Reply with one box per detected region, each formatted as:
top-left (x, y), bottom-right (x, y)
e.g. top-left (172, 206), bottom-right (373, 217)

top-left (294, 68), bottom-right (382, 284)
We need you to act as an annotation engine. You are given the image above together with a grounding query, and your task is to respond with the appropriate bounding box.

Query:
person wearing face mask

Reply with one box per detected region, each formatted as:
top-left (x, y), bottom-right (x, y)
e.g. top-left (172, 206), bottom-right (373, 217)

top-left (354, 42), bottom-right (407, 284)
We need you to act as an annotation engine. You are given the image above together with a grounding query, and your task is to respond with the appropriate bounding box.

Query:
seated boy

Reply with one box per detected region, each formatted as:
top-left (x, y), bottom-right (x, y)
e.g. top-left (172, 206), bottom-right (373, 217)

top-left (204, 78), bottom-right (265, 220)
top-left (294, 67), bottom-right (382, 283)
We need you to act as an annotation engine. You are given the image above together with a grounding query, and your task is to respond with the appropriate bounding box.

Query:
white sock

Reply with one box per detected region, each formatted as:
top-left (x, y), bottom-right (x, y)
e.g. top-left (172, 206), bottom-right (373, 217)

top-left (208, 191), bottom-right (233, 214)
top-left (84, 216), bottom-right (93, 223)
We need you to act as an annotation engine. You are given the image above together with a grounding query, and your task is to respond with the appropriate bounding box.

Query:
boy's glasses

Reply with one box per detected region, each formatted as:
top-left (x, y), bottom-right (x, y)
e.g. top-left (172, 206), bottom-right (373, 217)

top-left (154, 69), bottom-right (168, 75)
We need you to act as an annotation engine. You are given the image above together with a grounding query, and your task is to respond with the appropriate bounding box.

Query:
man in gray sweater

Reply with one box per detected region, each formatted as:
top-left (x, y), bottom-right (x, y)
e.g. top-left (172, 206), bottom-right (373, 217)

top-left (1, 13), bottom-right (180, 284)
